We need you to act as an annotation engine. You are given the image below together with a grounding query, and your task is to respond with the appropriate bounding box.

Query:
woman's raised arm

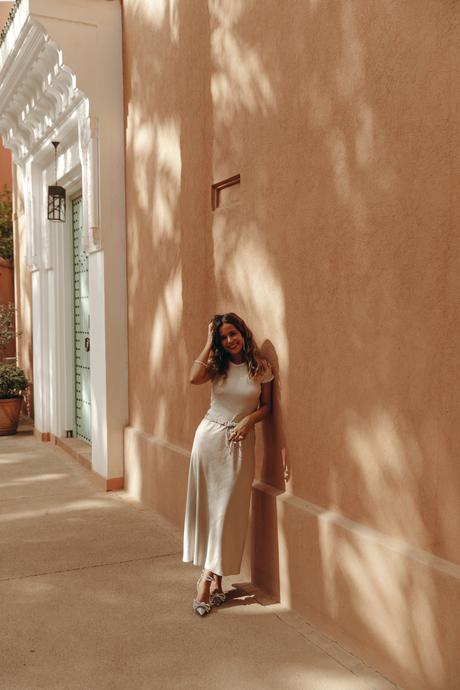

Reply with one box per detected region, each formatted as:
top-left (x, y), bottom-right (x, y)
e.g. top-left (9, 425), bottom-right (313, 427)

top-left (189, 323), bottom-right (213, 385)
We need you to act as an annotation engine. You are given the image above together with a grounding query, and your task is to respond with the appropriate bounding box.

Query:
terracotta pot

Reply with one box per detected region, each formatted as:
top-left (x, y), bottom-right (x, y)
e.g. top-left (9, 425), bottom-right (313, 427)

top-left (0, 397), bottom-right (22, 435)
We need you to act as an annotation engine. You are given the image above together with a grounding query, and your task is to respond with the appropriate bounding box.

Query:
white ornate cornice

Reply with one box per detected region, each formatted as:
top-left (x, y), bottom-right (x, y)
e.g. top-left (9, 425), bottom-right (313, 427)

top-left (0, 0), bottom-right (124, 263)
top-left (0, 16), bottom-right (85, 164)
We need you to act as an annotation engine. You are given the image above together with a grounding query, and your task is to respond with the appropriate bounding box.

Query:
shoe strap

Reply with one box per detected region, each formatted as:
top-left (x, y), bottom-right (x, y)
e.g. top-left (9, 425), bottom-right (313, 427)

top-left (200, 570), bottom-right (214, 582)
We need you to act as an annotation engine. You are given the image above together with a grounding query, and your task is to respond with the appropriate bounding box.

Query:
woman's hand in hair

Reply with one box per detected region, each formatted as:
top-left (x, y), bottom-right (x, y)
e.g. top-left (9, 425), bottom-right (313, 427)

top-left (189, 322), bottom-right (214, 385)
top-left (207, 320), bottom-right (214, 347)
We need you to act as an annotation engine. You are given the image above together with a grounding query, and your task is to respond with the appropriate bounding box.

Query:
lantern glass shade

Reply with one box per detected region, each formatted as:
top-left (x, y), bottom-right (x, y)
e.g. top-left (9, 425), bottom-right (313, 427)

top-left (48, 185), bottom-right (66, 222)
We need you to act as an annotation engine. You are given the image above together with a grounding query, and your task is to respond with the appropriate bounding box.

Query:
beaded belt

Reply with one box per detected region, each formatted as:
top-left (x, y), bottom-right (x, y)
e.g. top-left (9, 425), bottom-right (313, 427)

top-left (204, 415), bottom-right (241, 452)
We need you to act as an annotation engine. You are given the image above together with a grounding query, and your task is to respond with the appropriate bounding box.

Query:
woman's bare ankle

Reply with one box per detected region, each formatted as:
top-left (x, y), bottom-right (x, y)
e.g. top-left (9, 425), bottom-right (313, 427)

top-left (196, 570), bottom-right (212, 602)
top-left (210, 574), bottom-right (223, 594)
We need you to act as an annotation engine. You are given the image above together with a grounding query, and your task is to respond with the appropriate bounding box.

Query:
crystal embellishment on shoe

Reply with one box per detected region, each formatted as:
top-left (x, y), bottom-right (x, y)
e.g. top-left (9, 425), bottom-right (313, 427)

top-left (210, 590), bottom-right (226, 607)
top-left (192, 599), bottom-right (212, 616)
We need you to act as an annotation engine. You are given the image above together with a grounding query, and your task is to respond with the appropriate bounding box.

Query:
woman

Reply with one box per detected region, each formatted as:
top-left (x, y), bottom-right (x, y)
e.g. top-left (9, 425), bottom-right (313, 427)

top-left (183, 313), bottom-right (273, 616)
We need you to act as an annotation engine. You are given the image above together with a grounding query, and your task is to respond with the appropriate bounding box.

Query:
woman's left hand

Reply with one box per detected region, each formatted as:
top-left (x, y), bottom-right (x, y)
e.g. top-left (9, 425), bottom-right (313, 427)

top-left (229, 417), bottom-right (254, 443)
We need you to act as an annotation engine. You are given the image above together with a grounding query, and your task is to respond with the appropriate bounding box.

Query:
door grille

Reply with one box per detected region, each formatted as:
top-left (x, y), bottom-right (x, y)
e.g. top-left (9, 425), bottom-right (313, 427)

top-left (73, 197), bottom-right (91, 443)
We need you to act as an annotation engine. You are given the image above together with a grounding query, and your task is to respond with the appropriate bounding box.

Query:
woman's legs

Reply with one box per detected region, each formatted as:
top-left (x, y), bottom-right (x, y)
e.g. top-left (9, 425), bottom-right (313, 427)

top-left (210, 573), bottom-right (223, 595)
top-left (196, 569), bottom-right (224, 602)
top-left (196, 569), bottom-right (213, 603)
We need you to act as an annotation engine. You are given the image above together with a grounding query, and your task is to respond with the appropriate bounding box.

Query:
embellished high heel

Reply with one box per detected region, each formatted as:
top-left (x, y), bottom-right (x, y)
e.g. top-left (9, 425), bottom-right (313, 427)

top-left (193, 570), bottom-right (213, 616)
top-left (210, 573), bottom-right (226, 607)
top-left (210, 590), bottom-right (226, 606)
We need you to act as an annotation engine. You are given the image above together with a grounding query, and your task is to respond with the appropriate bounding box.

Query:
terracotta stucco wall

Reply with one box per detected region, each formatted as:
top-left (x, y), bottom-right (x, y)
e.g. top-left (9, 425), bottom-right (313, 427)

top-left (0, 3), bottom-right (13, 25)
top-left (0, 2), bottom-right (13, 196)
top-left (0, 145), bottom-right (11, 190)
top-left (122, 2), bottom-right (460, 688)
top-left (0, 258), bottom-right (15, 359)
top-left (0, 4), bottom-right (14, 199)
top-left (0, 4), bottom-right (15, 361)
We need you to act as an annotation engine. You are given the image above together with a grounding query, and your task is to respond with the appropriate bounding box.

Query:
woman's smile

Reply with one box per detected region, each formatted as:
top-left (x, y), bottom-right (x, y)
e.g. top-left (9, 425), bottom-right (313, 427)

top-left (226, 340), bottom-right (242, 352)
top-left (219, 324), bottom-right (244, 360)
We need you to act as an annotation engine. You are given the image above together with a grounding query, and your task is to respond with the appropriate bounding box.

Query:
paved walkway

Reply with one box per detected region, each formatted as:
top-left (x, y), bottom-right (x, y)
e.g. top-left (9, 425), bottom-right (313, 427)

top-left (0, 433), bottom-right (401, 690)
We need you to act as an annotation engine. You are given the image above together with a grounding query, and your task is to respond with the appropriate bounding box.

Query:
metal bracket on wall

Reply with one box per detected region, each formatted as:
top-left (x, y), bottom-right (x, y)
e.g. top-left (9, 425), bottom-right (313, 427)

top-left (211, 174), bottom-right (240, 211)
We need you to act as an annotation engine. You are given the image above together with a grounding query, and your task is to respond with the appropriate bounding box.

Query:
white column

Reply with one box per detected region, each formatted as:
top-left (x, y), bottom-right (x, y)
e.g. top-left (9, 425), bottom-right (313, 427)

top-left (48, 216), bottom-right (75, 438)
top-left (31, 267), bottom-right (50, 434)
top-left (24, 160), bottom-right (51, 436)
top-left (80, 110), bottom-right (128, 482)
top-left (88, 250), bottom-right (108, 477)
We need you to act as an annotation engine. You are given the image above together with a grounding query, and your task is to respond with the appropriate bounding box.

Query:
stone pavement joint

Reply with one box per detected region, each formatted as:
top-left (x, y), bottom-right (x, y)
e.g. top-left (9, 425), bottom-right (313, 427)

top-left (0, 550), bottom-right (182, 583)
top-left (0, 434), bottom-right (403, 690)
top-left (273, 611), bottom-right (400, 690)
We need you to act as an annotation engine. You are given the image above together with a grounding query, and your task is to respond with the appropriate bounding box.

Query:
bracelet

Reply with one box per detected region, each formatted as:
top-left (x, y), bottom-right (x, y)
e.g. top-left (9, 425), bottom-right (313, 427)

top-left (194, 359), bottom-right (209, 368)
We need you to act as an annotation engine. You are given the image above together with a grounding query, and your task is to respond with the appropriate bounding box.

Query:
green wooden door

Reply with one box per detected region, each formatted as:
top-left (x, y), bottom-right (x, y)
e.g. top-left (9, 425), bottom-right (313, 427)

top-left (73, 197), bottom-right (91, 443)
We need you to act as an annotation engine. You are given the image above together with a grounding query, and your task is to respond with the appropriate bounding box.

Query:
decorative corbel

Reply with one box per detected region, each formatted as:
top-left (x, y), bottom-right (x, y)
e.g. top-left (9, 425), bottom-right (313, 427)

top-left (78, 113), bottom-right (100, 252)
top-left (22, 159), bottom-right (42, 271)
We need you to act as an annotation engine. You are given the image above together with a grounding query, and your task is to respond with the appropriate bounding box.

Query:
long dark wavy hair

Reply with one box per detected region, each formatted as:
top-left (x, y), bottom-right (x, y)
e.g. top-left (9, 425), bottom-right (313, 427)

top-left (207, 312), bottom-right (267, 380)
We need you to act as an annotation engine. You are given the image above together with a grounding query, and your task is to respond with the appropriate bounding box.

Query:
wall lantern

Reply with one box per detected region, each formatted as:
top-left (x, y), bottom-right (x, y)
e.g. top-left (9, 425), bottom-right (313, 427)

top-left (47, 141), bottom-right (66, 222)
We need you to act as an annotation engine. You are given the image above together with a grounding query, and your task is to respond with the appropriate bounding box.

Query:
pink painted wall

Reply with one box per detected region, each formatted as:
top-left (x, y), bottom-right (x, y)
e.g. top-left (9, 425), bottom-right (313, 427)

top-left (122, 2), bottom-right (460, 688)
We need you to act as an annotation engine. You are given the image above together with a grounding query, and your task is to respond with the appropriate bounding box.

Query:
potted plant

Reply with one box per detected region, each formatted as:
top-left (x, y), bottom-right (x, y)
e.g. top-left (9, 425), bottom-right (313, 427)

top-left (0, 363), bottom-right (28, 435)
top-left (0, 187), bottom-right (14, 263)
top-left (0, 302), bottom-right (28, 435)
